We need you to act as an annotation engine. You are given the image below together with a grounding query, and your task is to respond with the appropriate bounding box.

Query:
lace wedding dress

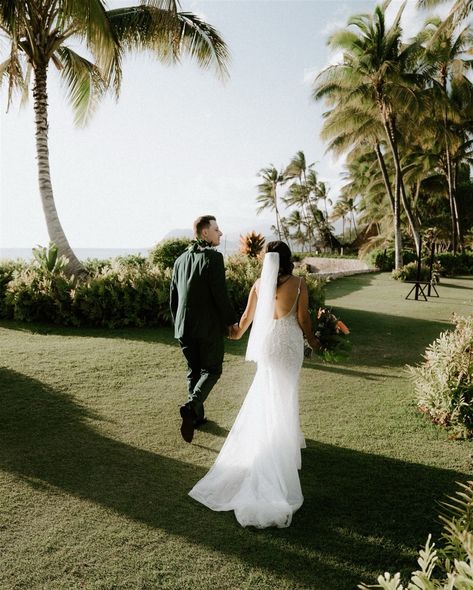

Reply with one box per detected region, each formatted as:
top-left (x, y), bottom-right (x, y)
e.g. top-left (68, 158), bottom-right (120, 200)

top-left (189, 254), bottom-right (305, 528)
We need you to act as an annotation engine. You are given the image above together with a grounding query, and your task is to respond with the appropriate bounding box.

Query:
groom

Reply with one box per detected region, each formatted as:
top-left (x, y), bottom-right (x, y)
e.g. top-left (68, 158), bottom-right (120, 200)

top-left (170, 215), bottom-right (238, 443)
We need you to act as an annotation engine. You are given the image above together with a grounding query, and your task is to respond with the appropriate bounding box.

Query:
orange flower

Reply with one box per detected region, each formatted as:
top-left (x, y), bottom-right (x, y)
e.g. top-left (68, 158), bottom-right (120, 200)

top-left (336, 320), bottom-right (350, 335)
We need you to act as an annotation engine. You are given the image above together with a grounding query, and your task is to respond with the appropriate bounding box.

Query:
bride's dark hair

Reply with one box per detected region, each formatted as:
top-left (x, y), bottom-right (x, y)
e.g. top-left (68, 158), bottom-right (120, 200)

top-left (266, 241), bottom-right (294, 284)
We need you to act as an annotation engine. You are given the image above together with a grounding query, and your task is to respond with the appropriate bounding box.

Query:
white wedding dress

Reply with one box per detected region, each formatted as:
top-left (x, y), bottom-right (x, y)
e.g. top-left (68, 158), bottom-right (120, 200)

top-left (189, 255), bottom-right (305, 528)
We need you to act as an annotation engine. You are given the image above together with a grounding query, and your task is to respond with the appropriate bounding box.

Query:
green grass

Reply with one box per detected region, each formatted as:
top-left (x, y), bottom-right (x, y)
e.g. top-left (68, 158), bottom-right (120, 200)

top-left (1, 272), bottom-right (472, 590)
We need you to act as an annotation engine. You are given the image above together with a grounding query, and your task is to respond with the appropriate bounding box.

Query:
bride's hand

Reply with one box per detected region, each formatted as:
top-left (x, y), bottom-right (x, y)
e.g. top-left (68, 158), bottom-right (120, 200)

top-left (307, 335), bottom-right (321, 352)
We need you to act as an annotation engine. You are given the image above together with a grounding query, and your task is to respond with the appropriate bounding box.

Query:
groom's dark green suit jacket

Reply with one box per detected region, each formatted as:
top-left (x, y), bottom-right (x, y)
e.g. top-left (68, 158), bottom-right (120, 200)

top-left (170, 243), bottom-right (237, 339)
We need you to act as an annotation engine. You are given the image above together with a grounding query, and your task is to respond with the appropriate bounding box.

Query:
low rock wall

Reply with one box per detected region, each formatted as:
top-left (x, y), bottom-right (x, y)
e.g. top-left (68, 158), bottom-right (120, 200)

top-left (301, 256), bottom-right (377, 279)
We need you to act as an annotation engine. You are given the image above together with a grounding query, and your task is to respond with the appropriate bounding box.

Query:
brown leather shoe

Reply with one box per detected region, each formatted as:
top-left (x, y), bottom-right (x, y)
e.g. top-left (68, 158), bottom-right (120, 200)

top-left (180, 405), bottom-right (195, 443)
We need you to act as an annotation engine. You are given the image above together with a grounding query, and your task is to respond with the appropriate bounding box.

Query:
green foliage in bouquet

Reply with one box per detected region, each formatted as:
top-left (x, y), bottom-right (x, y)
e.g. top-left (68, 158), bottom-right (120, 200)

top-left (407, 314), bottom-right (473, 439)
top-left (148, 238), bottom-right (192, 270)
top-left (309, 306), bottom-right (351, 362)
top-left (358, 480), bottom-right (473, 590)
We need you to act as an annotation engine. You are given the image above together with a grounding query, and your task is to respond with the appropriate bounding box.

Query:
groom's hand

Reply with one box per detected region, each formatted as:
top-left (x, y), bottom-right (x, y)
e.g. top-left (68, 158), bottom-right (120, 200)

top-left (227, 323), bottom-right (240, 339)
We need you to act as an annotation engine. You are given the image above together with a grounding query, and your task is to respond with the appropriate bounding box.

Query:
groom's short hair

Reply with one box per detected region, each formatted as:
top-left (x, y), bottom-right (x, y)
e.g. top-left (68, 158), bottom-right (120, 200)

top-left (194, 215), bottom-right (216, 237)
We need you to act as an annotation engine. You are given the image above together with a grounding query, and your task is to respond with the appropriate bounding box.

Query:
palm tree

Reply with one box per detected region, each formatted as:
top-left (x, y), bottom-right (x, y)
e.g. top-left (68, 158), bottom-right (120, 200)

top-left (418, 0), bottom-right (472, 34)
top-left (256, 165), bottom-right (285, 240)
top-left (330, 200), bottom-right (349, 239)
top-left (287, 209), bottom-right (307, 251)
top-left (316, 181), bottom-right (332, 220)
top-left (416, 16), bottom-right (473, 251)
top-left (313, 2), bottom-right (422, 267)
top-left (0, 0), bottom-right (228, 275)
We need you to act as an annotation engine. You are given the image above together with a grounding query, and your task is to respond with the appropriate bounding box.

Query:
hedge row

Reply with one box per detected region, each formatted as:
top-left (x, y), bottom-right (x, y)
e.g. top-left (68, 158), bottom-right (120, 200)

top-left (0, 255), bottom-right (325, 329)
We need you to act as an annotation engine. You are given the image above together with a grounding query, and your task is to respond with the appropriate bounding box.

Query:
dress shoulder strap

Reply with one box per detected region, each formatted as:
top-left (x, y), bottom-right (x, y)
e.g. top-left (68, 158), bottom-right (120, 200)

top-left (289, 277), bottom-right (303, 314)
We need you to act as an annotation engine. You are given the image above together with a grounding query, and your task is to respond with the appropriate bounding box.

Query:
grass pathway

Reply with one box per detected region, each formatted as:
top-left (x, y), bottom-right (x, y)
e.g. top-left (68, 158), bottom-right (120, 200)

top-left (0, 273), bottom-right (472, 590)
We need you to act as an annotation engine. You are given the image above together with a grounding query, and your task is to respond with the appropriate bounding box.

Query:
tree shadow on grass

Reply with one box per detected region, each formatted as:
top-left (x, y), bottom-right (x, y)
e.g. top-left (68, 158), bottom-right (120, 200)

top-left (0, 319), bottom-right (179, 347)
top-left (324, 272), bottom-right (379, 301)
top-left (320, 307), bottom-right (451, 369)
top-left (0, 368), bottom-right (468, 590)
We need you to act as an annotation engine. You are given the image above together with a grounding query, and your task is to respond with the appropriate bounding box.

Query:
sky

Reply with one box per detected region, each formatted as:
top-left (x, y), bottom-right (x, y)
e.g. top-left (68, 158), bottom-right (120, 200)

top-left (0, 0), bottom-right (452, 250)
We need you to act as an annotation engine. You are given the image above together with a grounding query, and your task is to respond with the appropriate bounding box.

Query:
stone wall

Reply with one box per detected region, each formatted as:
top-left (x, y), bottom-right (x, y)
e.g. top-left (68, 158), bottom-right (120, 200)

top-left (301, 256), bottom-right (377, 279)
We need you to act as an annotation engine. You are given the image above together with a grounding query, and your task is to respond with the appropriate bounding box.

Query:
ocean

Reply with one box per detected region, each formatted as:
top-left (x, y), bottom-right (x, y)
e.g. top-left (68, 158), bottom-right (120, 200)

top-left (0, 247), bottom-right (151, 262)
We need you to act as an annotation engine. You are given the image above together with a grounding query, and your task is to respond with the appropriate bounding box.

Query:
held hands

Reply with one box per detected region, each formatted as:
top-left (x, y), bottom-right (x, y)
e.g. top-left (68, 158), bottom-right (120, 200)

top-left (227, 323), bottom-right (241, 340)
top-left (307, 335), bottom-right (322, 353)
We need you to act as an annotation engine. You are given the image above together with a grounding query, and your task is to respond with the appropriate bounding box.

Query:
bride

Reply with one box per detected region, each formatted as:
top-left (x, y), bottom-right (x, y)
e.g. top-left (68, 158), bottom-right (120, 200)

top-left (188, 241), bottom-right (320, 528)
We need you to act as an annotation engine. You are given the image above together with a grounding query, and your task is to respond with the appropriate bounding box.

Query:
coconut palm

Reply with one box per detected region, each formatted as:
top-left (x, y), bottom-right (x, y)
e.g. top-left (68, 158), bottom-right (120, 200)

top-left (256, 165), bottom-right (285, 240)
top-left (313, 1), bottom-right (423, 267)
top-left (330, 200), bottom-right (349, 239)
top-left (416, 16), bottom-right (473, 251)
top-left (287, 209), bottom-right (308, 251)
top-left (0, 0), bottom-right (229, 275)
top-left (418, 0), bottom-right (472, 35)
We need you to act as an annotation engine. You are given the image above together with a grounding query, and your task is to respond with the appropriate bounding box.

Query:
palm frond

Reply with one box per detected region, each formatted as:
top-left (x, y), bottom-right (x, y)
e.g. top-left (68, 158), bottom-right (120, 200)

top-left (107, 5), bottom-right (229, 80)
top-left (56, 47), bottom-right (107, 125)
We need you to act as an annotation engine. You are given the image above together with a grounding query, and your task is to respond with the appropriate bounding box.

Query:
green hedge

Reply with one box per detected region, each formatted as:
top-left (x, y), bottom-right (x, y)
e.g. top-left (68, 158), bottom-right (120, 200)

top-left (436, 251), bottom-right (473, 276)
top-left (368, 248), bottom-right (473, 276)
top-left (0, 255), bottom-right (326, 329)
top-left (148, 238), bottom-right (192, 270)
top-left (367, 248), bottom-right (417, 272)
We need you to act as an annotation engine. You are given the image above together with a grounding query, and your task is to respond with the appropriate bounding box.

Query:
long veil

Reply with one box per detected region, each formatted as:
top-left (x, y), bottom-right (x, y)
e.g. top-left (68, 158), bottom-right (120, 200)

top-left (245, 252), bottom-right (279, 362)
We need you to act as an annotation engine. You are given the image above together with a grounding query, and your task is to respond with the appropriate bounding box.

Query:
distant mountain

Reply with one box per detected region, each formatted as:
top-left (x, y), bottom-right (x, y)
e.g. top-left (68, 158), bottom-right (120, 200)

top-left (161, 228), bottom-right (194, 240)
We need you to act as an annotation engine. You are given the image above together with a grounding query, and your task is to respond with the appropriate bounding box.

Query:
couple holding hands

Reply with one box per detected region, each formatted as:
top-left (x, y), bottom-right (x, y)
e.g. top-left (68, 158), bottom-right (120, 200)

top-left (170, 215), bottom-right (320, 528)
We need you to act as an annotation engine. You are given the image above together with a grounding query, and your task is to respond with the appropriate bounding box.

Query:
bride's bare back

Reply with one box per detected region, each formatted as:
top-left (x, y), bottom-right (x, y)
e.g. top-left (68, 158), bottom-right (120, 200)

top-left (233, 271), bottom-right (319, 351)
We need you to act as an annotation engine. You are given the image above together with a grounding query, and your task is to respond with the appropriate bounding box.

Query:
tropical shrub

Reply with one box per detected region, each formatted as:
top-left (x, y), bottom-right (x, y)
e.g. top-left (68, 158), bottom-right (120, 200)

top-left (239, 231), bottom-right (265, 258)
top-left (294, 266), bottom-right (326, 311)
top-left (225, 254), bottom-right (262, 315)
top-left (0, 253), bottom-right (327, 330)
top-left (392, 261), bottom-right (441, 283)
top-left (116, 254), bottom-right (148, 268)
top-left (0, 259), bottom-right (26, 318)
top-left (436, 252), bottom-right (473, 277)
top-left (359, 480), bottom-right (473, 590)
top-left (72, 261), bottom-right (172, 328)
top-left (148, 238), bottom-right (192, 270)
top-left (32, 242), bottom-right (68, 273)
top-left (407, 314), bottom-right (473, 439)
top-left (367, 248), bottom-right (417, 272)
top-left (82, 257), bottom-right (113, 274)
top-left (5, 266), bottom-right (74, 324)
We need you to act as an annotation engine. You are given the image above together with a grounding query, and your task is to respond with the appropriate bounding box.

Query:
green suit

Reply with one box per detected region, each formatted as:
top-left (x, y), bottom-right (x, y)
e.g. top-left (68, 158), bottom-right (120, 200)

top-left (170, 243), bottom-right (237, 419)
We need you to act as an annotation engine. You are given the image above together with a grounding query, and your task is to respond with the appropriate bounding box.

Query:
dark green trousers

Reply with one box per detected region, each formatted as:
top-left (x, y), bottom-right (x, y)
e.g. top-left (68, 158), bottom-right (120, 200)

top-left (178, 335), bottom-right (224, 420)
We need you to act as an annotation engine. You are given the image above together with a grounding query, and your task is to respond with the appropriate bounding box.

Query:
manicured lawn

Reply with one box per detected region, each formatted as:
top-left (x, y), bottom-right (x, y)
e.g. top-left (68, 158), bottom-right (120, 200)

top-left (1, 273), bottom-right (472, 590)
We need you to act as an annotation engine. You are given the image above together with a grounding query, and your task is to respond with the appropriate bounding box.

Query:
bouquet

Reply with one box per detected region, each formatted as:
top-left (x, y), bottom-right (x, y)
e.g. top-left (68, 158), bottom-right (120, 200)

top-left (306, 307), bottom-right (351, 362)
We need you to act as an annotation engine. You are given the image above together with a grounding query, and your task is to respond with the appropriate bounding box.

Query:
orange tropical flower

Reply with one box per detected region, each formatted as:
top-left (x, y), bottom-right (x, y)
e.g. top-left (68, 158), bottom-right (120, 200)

top-left (336, 320), bottom-right (350, 335)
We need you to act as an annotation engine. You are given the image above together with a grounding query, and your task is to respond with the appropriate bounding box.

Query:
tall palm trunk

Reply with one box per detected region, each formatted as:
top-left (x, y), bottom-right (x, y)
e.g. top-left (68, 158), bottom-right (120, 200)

top-left (374, 141), bottom-right (403, 267)
top-left (452, 164), bottom-right (462, 251)
top-left (33, 62), bottom-right (84, 277)
top-left (382, 114), bottom-right (421, 261)
top-left (444, 130), bottom-right (461, 253)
